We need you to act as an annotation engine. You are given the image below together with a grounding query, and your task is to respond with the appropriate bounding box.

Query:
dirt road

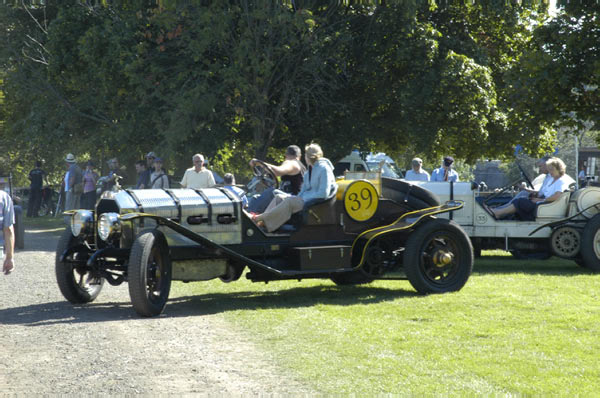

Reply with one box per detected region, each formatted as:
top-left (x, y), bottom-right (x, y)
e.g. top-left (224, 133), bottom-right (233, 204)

top-left (0, 224), bottom-right (310, 394)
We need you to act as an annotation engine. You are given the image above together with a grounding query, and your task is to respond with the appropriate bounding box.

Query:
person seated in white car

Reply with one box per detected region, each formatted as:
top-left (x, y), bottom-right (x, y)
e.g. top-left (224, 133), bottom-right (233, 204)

top-left (491, 157), bottom-right (571, 221)
top-left (404, 157), bottom-right (430, 181)
top-left (431, 156), bottom-right (459, 182)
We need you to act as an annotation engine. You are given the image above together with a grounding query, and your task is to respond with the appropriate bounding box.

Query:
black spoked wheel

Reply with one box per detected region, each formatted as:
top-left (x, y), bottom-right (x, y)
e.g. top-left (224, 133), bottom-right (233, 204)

top-left (128, 231), bottom-right (172, 317)
top-left (55, 227), bottom-right (104, 303)
top-left (404, 219), bottom-right (473, 294)
top-left (579, 214), bottom-right (600, 271)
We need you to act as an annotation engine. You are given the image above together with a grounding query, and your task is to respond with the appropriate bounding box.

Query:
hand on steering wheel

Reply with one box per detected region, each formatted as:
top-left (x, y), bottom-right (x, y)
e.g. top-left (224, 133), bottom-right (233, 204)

top-left (251, 160), bottom-right (279, 189)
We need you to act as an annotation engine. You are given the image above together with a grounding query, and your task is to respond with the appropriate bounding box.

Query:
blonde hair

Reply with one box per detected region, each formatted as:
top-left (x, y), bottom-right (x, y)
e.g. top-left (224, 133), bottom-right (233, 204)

top-left (546, 157), bottom-right (566, 176)
top-left (304, 143), bottom-right (323, 165)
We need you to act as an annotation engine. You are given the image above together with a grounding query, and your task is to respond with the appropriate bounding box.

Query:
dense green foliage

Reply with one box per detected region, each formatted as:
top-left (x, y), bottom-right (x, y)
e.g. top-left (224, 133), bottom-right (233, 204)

top-left (1, 0), bottom-right (596, 185)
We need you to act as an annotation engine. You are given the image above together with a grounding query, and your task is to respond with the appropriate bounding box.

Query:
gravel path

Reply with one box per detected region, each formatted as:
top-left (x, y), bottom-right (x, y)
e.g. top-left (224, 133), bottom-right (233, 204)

top-left (0, 223), bottom-right (311, 394)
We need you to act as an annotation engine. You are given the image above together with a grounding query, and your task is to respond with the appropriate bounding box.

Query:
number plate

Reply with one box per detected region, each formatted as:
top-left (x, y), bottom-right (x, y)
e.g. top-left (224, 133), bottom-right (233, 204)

top-left (343, 180), bottom-right (379, 222)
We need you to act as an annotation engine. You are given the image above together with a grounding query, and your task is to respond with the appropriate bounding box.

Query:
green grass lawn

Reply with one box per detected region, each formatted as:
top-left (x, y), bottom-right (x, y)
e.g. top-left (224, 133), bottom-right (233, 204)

top-left (172, 251), bottom-right (600, 394)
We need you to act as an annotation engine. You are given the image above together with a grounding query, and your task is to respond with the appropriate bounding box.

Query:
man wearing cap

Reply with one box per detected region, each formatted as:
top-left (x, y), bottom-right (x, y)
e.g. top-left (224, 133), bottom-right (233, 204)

top-left (431, 156), bottom-right (459, 182)
top-left (180, 154), bottom-right (216, 189)
top-left (404, 157), bottom-right (430, 182)
top-left (64, 153), bottom-right (83, 211)
top-left (0, 188), bottom-right (15, 275)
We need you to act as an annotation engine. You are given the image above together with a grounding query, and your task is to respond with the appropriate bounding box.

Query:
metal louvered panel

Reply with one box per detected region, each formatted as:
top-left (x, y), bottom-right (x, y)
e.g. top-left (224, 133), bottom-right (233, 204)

top-left (131, 189), bottom-right (177, 218)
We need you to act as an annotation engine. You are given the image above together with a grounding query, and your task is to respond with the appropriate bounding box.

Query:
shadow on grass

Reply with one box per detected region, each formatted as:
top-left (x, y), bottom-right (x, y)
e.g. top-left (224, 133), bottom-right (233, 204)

top-left (0, 285), bottom-right (418, 326)
top-left (167, 284), bottom-right (418, 317)
top-left (474, 255), bottom-right (596, 276)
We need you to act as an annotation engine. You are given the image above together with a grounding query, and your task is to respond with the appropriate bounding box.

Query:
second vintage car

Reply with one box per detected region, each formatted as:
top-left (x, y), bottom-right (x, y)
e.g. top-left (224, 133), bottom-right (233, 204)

top-left (412, 165), bottom-right (600, 269)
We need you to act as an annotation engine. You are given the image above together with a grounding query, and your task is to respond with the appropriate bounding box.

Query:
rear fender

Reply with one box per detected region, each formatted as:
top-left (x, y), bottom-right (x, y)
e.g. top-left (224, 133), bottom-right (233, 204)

top-left (351, 201), bottom-right (464, 269)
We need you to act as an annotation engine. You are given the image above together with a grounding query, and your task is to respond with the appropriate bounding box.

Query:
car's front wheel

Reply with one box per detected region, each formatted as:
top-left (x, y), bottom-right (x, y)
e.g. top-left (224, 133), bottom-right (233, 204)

top-left (128, 230), bottom-right (172, 317)
top-left (403, 219), bottom-right (473, 293)
top-left (55, 227), bottom-right (104, 303)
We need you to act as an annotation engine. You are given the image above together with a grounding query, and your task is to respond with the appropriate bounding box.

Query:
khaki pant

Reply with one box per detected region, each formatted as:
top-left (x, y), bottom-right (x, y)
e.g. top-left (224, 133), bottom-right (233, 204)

top-left (257, 196), bottom-right (304, 232)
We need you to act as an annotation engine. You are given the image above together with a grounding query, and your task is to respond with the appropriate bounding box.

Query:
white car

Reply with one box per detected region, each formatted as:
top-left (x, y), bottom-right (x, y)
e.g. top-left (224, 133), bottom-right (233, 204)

top-left (407, 175), bottom-right (600, 270)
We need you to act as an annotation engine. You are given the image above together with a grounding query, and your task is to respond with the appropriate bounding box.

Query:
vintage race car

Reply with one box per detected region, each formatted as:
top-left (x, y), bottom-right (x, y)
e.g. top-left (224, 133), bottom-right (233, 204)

top-left (56, 169), bottom-right (474, 317)
top-left (412, 167), bottom-right (600, 269)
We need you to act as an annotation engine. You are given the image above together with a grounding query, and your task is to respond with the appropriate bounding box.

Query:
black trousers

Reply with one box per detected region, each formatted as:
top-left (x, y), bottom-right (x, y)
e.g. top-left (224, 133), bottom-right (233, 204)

top-left (27, 188), bottom-right (42, 217)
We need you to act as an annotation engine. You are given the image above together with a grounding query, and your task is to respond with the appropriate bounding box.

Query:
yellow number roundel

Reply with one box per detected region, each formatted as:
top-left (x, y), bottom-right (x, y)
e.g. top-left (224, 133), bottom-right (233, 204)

top-left (343, 180), bottom-right (379, 222)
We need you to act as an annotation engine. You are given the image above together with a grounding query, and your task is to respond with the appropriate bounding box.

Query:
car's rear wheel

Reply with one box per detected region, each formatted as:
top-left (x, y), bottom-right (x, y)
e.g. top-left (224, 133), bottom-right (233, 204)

top-left (128, 230), bottom-right (172, 317)
top-left (55, 227), bottom-right (104, 303)
top-left (579, 214), bottom-right (600, 271)
top-left (403, 219), bottom-right (473, 293)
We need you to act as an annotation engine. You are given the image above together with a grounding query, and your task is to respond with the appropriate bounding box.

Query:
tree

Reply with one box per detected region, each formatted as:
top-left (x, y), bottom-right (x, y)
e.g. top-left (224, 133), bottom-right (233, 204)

top-left (511, 2), bottom-right (600, 137)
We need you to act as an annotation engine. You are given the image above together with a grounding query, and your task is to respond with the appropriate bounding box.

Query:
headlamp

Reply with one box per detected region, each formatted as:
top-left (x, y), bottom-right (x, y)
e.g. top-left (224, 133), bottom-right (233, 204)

top-left (71, 210), bottom-right (94, 237)
top-left (97, 212), bottom-right (122, 241)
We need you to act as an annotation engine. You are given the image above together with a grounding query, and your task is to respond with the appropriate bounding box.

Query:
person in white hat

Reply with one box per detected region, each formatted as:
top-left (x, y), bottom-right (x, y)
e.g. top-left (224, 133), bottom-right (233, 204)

top-left (64, 153), bottom-right (83, 212)
top-left (404, 157), bottom-right (430, 182)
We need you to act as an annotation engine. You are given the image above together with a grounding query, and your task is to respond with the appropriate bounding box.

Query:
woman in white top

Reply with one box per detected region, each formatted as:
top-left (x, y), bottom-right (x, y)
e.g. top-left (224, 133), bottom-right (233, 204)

top-left (491, 157), bottom-right (570, 221)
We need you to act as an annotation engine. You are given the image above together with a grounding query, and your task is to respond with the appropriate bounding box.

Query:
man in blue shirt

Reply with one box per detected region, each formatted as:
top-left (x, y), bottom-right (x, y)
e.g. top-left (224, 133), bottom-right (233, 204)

top-left (0, 190), bottom-right (15, 274)
top-left (431, 156), bottom-right (459, 182)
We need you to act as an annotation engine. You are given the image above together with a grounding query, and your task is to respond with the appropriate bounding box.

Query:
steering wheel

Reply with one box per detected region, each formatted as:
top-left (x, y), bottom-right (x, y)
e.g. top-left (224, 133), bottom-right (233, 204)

top-left (516, 161), bottom-right (534, 189)
top-left (251, 160), bottom-right (279, 189)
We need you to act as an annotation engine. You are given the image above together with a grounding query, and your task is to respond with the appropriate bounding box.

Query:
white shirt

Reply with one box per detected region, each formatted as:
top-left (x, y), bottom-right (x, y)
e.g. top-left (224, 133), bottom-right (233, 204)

top-left (180, 168), bottom-right (215, 189)
top-left (540, 175), bottom-right (571, 199)
top-left (405, 169), bottom-right (430, 182)
top-left (64, 171), bottom-right (70, 192)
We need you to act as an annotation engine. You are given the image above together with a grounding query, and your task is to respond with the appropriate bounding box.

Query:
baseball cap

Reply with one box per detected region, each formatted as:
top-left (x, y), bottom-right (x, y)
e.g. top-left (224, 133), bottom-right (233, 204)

top-left (443, 156), bottom-right (454, 167)
top-left (412, 157), bottom-right (423, 165)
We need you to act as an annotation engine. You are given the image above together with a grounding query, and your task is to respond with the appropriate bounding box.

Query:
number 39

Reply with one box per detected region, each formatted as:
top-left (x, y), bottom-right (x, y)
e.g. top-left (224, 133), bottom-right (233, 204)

top-left (344, 180), bottom-right (379, 222)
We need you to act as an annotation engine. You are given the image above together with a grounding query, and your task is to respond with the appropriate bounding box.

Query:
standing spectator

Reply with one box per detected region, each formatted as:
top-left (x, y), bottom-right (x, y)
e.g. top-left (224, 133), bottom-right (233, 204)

top-left (150, 158), bottom-right (169, 189)
top-left (578, 166), bottom-right (586, 188)
top-left (64, 153), bottom-right (83, 211)
top-left (81, 161), bottom-right (99, 210)
top-left (180, 154), bottom-right (215, 189)
top-left (431, 156), bottom-right (459, 182)
top-left (223, 173), bottom-right (248, 208)
top-left (142, 152), bottom-right (157, 188)
top-left (27, 161), bottom-right (47, 217)
top-left (404, 157), bottom-right (430, 182)
top-left (134, 160), bottom-right (147, 189)
top-left (0, 189), bottom-right (15, 275)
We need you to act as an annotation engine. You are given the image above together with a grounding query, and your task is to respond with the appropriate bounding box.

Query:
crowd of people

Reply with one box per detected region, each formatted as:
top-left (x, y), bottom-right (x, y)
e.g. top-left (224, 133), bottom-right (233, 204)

top-left (25, 151), bottom-right (222, 216)
top-left (404, 156), bottom-right (459, 182)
